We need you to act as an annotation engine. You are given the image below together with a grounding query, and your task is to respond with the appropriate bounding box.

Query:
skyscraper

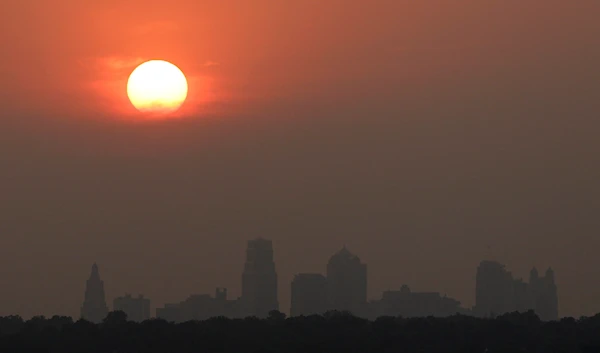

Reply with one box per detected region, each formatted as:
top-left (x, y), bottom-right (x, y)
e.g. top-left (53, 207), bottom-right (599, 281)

top-left (474, 261), bottom-right (515, 317)
top-left (290, 273), bottom-right (328, 316)
top-left (326, 246), bottom-right (367, 316)
top-left (80, 263), bottom-right (109, 323)
top-left (529, 267), bottom-right (559, 321)
top-left (241, 238), bottom-right (279, 317)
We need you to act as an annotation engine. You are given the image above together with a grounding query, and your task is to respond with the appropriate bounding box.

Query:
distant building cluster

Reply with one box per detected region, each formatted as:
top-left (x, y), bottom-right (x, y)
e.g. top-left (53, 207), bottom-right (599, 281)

top-left (81, 264), bottom-right (150, 323)
top-left (80, 239), bottom-right (559, 323)
top-left (474, 260), bottom-right (558, 321)
top-left (370, 285), bottom-right (469, 319)
top-left (113, 294), bottom-right (150, 322)
top-left (155, 288), bottom-right (238, 322)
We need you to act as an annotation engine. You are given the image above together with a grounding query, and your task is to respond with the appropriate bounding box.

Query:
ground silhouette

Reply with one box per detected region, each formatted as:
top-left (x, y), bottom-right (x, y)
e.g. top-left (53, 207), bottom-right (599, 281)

top-left (1, 310), bottom-right (600, 352)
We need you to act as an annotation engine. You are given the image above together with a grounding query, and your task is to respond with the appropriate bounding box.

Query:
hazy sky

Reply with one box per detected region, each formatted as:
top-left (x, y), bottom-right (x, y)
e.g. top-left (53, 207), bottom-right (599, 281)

top-left (1, 0), bottom-right (599, 319)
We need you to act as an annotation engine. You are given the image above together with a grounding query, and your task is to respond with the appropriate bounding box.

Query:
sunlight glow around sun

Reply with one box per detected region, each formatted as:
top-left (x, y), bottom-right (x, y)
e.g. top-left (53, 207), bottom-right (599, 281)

top-left (127, 60), bottom-right (188, 114)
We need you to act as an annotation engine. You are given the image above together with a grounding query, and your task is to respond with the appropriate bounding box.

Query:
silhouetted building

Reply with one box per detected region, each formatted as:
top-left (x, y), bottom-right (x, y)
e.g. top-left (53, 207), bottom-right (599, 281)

top-left (326, 246), bottom-right (367, 316)
top-left (155, 303), bottom-right (180, 322)
top-left (113, 294), bottom-right (150, 322)
top-left (474, 261), bottom-right (515, 317)
top-left (529, 267), bottom-right (559, 321)
top-left (513, 278), bottom-right (534, 313)
top-left (290, 273), bottom-right (328, 316)
top-left (370, 284), bottom-right (466, 319)
top-left (80, 263), bottom-right (109, 323)
top-left (474, 261), bottom-right (559, 320)
top-left (241, 238), bottom-right (279, 317)
top-left (156, 288), bottom-right (240, 322)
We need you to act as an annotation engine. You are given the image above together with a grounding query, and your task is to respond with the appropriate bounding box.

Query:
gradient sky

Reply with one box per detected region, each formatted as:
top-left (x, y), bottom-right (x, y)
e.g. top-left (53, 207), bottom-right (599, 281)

top-left (1, 0), bottom-right (599, 319)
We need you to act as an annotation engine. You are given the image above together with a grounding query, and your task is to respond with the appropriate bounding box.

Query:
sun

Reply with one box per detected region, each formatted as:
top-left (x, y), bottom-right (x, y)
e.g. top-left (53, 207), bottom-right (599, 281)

top-left (127, 60), bottom-right (188, 114)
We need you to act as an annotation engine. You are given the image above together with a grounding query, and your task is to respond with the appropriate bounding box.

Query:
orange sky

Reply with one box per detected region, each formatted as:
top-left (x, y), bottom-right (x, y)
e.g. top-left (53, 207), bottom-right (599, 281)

top-left (2, 1), bottom-right (596, 120)
top-left (1, 1), bottom-right (600, 319)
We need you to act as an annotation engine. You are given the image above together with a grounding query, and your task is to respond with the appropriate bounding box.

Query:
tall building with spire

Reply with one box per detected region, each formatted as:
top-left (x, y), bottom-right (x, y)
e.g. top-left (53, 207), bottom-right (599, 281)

top-left (241, 238), bottom-right (279, 317)
top-left (81, 263), bottom-right (109, 323)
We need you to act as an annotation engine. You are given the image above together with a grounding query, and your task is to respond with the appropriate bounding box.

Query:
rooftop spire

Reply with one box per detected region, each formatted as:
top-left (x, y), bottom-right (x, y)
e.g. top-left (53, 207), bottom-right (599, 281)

top-left (81, 263), bottom-right (108, 323)
top-left (90, 263), bottom-right (100, 280)
top-left (546, 267), bottom-right (555, 282)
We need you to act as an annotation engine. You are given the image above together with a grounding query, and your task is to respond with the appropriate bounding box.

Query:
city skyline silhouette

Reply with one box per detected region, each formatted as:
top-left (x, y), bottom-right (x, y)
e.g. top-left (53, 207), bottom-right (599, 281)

top-left (75, 238), bottom-right (557, 323)
top-left (2, 1), bottom-right (599, 326)
top-left (2, 1), bottom-right (599, 351)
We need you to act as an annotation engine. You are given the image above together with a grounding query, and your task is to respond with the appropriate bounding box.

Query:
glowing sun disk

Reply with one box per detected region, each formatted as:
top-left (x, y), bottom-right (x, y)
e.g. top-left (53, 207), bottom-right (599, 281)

top-left (127, 60), bottom-right (188, 114)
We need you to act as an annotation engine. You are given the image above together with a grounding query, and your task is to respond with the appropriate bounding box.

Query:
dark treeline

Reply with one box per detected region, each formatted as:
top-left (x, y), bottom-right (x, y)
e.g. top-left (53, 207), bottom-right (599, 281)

top-left (1, 310), bottom-right (600, 353)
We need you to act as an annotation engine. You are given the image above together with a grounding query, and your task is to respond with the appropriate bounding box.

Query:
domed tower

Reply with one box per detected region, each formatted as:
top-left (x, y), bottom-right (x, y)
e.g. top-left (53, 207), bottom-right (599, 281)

top-left (326, 246), bottom-right (367, 316)
top-left (80, 263), bottom-right (109, 323)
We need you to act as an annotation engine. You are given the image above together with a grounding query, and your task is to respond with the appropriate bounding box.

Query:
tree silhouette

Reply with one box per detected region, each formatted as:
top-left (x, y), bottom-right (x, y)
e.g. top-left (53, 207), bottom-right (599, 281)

top-left (0, 311), bottom-right (599, 353)
top-left (267, 310), bottom-right (286, 322)
top-left (102, 310), bottom-right (128, 325)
